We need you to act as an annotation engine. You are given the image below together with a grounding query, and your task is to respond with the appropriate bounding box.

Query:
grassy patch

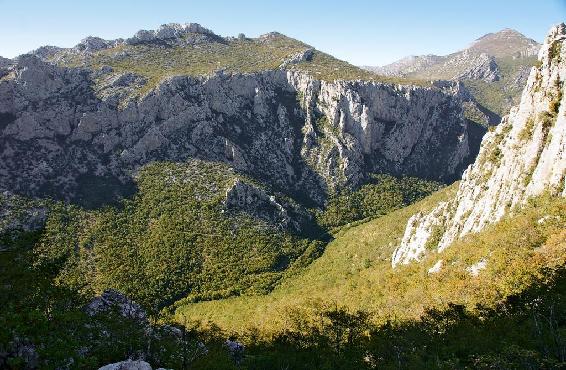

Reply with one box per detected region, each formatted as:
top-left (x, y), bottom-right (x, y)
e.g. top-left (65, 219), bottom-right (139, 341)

top-left (56, 34), bottom-right (311, 99)
top-left (518, 116), bottom-right (535, 141)
top-left (463, 56), bottom-right (537, 117)
top-left (549, 40), bottom-right (562, 63)
top-left (53, 34), bottom-right (428, 101)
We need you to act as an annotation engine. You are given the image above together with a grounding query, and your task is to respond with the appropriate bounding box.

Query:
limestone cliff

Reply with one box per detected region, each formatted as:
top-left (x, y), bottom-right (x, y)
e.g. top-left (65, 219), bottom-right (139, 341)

top-left (0, 26), bottom-right (475, 209)
top-left (393, 24), bottom-right (566, 267)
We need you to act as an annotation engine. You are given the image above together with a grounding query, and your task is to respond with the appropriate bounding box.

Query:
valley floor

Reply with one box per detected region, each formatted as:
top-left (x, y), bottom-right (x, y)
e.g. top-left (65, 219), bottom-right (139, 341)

top-left (176, 185), bottom-right (566, 336)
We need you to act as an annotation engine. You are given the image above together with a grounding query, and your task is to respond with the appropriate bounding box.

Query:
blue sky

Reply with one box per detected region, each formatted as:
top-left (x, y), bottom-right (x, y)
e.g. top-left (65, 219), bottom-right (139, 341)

top-left (0, 0), bottom-right (564, 66)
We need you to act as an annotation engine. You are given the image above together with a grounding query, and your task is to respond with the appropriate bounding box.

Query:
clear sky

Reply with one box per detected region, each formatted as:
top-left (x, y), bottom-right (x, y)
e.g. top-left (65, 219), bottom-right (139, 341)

top-left (0, 0), bottom-right (564, 66)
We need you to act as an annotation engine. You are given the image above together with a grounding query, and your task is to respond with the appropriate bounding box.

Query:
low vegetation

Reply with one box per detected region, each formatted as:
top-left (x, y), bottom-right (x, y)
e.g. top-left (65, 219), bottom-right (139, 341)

top-left (0, 230), bottom-right (256, 369)
top-left (463, 56), bottom-right (538, 118)
top-left (317, 174), bottom-right (443, 229)
top-left (33, 160), bottom-right (324, 311)
top-left (53, 34), bottom-right (426, 100)
top-left (2, 171), bottom-right (565, 368)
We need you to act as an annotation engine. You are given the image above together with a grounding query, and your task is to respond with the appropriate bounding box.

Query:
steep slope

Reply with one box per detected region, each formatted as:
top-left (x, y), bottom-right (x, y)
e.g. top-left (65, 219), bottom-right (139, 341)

top-left (0, 23), bottom-right (475, 210)
top-left (393, 23), bottom-right (566, 266)
top-left (15, 160), bottom-right (327, 310)
top-left (177, 187), bottom-right (565, 334)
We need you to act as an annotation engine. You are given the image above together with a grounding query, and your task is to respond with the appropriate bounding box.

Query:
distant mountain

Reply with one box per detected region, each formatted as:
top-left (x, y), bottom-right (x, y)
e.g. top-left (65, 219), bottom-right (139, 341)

top-left (468, 28), bottom-right (540, 58)
top-left (367, 28), bottom-right (539, 80)
top-left (364, 29), bottom-right (541, 125)
top-left (363, 54), bottom-right (444, 77)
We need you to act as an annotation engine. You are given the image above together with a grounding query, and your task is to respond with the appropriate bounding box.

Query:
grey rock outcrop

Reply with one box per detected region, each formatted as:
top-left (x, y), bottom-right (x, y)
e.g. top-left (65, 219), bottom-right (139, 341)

top-left (393, 24), bottom-right (566, 267)
top-left (74, 37), bottom-right (120, 53)
top-left (224, 179), bottom-right (312, 233)
top-left (98, 360), bottom-right (152, 370)
top-left (86, 290), bottom-right (148, 324)
top-left (453, 52), bottom-right (500, 82)
top-left (0, 53), bottom-right (474, 209)
top-left (279, 48), bottom-right (314, 68)
top-left (125, 23), bottom-right (220, 46)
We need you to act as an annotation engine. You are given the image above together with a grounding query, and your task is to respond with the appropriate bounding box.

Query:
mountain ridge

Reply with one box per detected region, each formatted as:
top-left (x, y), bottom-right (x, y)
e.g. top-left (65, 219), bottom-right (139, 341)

top-left (366, 28), bottom-right (540, 75)
top-left (0, 26), bottom-right (476, 210)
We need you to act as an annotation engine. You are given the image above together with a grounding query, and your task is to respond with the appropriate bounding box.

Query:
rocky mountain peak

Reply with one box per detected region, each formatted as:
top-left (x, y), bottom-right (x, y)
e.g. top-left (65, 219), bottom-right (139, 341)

top-left (469, 28), bottom-right (540, 58)
top-left (392, 23), bottom-right (566, 267)
top-left (74, 36), bottom-right (120, 53)
top-left (125, 22), bottom-right (219, 45)
top-left (59, 22), bottom-right (223, 55)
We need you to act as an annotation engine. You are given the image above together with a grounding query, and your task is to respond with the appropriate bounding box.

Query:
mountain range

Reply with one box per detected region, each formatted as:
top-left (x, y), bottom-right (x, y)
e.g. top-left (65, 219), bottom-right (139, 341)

top-left (364, 28), bottom-right (541, 126)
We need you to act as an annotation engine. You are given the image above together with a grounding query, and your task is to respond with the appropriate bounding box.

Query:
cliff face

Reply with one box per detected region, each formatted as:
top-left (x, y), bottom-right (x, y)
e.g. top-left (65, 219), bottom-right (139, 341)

top-left (0, 49), bottom-right (472, 208)
top-left (393, 24), bottom-right (566, 267)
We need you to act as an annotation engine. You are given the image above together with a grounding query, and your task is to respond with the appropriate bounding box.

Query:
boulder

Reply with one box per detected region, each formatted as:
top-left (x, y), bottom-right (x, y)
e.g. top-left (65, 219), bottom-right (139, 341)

top-left (98, 360), bottom-right (152, 370)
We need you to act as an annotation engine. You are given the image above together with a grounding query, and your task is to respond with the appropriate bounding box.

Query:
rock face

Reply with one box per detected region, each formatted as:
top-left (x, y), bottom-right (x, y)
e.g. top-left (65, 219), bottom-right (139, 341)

top-left (86, 290), bottom-right (148, 323)
top-left (125, 23), bottom-right (221, 46)
top-left (0, 49), bottom-right (474, 208)
top-left (279, 48), bottom-right (314, 68)
top-left (393, 24), bottom-right (566, 267)
top-left (453, 52), bottom-right (500, 82)
top-left (224, 179), bottom-right (312, 233)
